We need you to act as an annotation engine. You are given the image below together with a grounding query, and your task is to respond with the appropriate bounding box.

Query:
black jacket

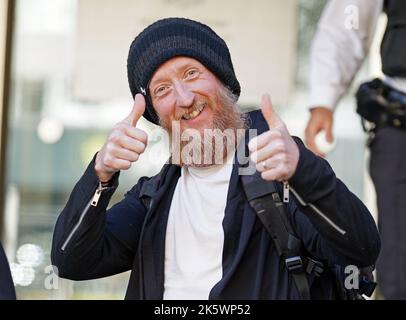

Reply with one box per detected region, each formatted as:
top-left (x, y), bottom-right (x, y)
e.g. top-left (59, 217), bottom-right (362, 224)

top-left (51, 110), bottom-right (380, 299)
top-left (0, 242), bottom-right (16, 300)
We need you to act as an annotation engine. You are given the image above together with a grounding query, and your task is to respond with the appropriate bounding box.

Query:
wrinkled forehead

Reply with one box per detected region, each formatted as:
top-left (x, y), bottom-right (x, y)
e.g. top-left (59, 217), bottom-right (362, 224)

top-left (149, 56), bottom-right (213, 87)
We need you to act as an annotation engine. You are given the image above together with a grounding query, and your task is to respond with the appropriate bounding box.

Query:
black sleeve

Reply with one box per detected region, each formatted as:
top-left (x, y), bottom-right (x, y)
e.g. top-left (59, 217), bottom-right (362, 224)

top-left (51, 155), bottom-right (149, 280)
top-left (288, 137), bottom-right (381, 267)
top-left (0, 243), bottom-right (16, 300)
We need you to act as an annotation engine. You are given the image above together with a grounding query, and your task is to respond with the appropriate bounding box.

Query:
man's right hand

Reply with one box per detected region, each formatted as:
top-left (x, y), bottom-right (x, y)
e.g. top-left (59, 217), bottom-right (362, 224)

top-left (95, 93), bottom-right (148, 182)
top-left (304, 106), bottom-right (334, 158)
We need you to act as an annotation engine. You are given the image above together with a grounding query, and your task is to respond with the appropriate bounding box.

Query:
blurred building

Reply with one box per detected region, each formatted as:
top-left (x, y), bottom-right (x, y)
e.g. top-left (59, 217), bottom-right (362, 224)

top-left (0, 0), bottom-right (382, 299)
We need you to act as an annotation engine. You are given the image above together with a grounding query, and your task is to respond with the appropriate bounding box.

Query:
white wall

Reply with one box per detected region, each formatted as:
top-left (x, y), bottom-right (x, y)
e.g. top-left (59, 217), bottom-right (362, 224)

top-left (73, 0), bottom-right (298, 107)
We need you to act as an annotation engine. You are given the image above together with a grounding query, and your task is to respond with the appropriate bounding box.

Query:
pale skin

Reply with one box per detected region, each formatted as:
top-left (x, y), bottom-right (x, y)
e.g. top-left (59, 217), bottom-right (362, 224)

top-left (304, 107), bottom-right (334, 158)
top-left (149, 56), bottom-right (221, 135)
top-left (94, 93), bottom-right (148, 182)
top-left (95, 56), bottom-right (300, 183)
top-left (248, 94), bottom-right (300, 182)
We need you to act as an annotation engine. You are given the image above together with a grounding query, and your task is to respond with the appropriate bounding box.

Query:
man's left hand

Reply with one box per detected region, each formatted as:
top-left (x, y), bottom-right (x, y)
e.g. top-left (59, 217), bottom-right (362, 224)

top-left (248, 94), bottom-right (300, 181)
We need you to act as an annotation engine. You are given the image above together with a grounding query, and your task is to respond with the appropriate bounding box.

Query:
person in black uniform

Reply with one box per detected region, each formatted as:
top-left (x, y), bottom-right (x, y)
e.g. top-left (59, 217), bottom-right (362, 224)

top-left (305, 0), bottom-right (406, 299)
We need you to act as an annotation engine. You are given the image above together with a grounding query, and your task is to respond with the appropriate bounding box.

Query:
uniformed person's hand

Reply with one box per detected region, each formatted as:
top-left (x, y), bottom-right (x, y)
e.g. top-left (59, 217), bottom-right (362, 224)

top-left (304, 106), bottom-right (334, 157)
top-left (95, 93), bottom-right (148, 182)
top-left (248, 94), bottom-right (299, 182)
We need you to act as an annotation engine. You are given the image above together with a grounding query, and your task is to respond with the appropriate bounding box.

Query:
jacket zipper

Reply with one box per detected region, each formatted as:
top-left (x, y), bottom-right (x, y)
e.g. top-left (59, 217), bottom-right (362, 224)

top-left (286, 183), bottom-right (347, 236)
top-left (283, 181), bottom-right (289, 203)
top-left (61, 182), bottom-right (108, 252)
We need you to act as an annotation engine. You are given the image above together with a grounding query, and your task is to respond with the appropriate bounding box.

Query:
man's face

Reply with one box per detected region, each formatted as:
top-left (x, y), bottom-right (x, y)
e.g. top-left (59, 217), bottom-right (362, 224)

top-left (149, 56), bottom-right (227, 133)
top-left (149, 56), bottom-right (245, 166)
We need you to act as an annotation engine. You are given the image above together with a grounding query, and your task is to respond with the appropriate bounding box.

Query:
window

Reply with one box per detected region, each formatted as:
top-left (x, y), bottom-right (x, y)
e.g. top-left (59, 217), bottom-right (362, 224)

top-left (2, 0), bottom-right (377, 299)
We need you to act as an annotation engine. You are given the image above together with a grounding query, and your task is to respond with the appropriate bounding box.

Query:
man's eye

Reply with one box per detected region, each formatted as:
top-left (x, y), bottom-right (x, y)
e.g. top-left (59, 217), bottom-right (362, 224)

top-left (155, 86), bottom-right (168, 96)
top-left (185, 69), bottom-right (199, 79)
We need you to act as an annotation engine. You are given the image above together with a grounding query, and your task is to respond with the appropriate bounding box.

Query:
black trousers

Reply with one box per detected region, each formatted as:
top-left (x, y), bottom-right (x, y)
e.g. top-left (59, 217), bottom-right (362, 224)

top-left (0, 242), bottom-right (16, 300)
top-left (369, 126), bottom-right (406, 299)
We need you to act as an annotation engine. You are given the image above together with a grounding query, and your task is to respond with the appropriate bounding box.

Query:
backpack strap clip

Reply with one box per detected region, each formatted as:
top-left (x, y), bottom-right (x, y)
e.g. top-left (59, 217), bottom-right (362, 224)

top-left (285, 256), bottom-right (304, 273)
top-left (304, 257), bottom-right (324, 277)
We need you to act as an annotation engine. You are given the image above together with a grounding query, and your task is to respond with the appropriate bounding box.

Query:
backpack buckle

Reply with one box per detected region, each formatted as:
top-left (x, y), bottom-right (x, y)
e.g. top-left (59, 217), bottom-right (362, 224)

top-left (304, 258), bottom-right (324, 277)
top-left (285, 256), bottom-right (304, 273)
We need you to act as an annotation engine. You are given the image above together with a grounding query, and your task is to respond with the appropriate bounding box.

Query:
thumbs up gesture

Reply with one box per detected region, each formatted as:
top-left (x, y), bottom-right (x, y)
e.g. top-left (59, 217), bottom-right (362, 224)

top-left (248, 94), bottom-right (299, 182)
top-left (95, 94), bottom-right (148, 182)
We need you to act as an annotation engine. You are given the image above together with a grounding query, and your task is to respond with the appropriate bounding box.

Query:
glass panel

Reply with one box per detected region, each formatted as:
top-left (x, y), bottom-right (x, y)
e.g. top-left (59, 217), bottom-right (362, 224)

top-left (4, 0), bottom-right (306, 299)
top-left (3, 0), bottom-right (377, 300)
top-left (296, 0), bottom-right (328, 88)
top-left (4, 0), bottom-right (135, 299)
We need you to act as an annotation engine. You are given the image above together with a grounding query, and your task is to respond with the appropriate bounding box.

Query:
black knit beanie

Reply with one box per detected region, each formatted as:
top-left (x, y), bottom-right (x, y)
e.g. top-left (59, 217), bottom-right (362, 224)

top-left (127, 17), bottom-right (241, 125)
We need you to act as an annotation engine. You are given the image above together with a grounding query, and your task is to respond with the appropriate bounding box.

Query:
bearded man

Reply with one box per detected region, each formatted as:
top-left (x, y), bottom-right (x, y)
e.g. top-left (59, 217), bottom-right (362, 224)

top-left (51, 18), bottom-right (380, 300)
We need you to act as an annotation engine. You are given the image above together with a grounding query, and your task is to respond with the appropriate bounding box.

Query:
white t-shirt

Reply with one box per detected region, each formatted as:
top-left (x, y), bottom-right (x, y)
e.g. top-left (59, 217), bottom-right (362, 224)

top-left (163, 155), bottom-right (234, 300)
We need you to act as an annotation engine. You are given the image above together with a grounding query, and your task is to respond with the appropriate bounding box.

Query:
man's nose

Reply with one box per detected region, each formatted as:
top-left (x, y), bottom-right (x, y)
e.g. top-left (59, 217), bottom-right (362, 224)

top-left (173, 81), bottom-right (194, 108)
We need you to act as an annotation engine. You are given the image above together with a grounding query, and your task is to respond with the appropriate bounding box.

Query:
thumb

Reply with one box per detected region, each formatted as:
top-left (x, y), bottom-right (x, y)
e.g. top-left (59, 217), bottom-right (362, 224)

top-left (261, 93), bottom-right (283, 128)
top-left (124, 93), bottom-right (146, 127)
top-left (325, 123), bottom-right (334, 143)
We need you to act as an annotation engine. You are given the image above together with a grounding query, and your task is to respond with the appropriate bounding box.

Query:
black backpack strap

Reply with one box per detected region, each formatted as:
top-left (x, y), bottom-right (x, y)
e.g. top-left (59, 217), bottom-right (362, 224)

top-left (139, 179), bottom-right (157, 210)
top-left (241, 172), bottom-right (313, 300)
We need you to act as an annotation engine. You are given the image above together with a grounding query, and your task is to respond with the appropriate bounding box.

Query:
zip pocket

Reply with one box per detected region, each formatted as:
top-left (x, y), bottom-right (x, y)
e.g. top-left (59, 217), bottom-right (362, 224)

top-left (289, 186), bottom-right (347, 236)
top-left (61, 182), bottom-right (109, 252)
